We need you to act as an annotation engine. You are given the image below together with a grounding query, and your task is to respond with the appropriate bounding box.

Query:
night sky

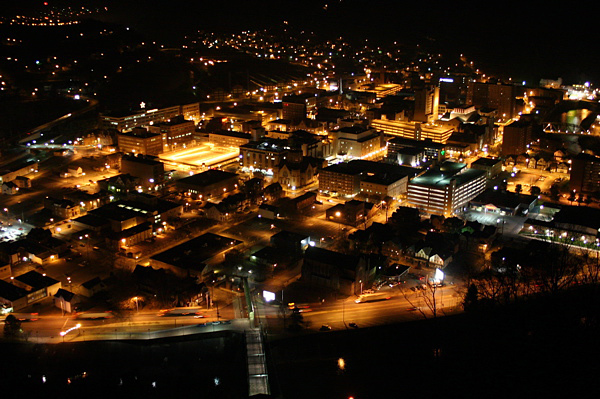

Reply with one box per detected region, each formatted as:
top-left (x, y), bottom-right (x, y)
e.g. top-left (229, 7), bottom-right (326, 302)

top-left (99, 0), bottom-right (598, 85)
top-left (5, 1), bottom-right (597, 84)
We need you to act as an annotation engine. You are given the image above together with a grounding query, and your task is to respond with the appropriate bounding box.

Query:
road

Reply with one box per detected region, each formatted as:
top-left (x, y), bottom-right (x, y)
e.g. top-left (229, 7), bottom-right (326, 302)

top-left (256, 284), bottom-right (463, 335)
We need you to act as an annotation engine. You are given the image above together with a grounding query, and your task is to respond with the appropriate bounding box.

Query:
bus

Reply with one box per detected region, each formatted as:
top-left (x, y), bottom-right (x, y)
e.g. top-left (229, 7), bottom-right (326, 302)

top-left (354, 293), bottom-right (392, 304)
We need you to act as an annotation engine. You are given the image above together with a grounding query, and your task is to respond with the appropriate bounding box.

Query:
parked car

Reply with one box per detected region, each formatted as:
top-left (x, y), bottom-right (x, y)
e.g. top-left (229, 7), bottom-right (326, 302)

top-left (319, 324), bottom-right (332, 331)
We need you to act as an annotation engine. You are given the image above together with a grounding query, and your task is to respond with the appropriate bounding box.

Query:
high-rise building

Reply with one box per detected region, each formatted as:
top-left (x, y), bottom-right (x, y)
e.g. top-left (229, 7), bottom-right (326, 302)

top-left (468, 82), bottom-right (517, 120)
top-left (501, 120), bottom-right (533, 156)
top-left (570, 153), bottom-right (600, 194)
top-left (407, 162), bottom-right (486, 217)
top-left (414, 86), bottom-right (440, 123)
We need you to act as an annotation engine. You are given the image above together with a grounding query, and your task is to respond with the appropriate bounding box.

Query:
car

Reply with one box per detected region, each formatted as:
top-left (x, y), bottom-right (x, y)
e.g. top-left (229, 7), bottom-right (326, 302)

top-left (319, 324), bottom-right (332, 331)
top-left (348, 322), bottom-right (359, 329)
top-left (407, 307), bottom-right (420, 312)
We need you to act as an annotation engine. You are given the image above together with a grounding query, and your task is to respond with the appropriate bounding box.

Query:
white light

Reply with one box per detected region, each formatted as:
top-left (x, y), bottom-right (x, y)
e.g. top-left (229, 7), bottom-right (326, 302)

top-left (263, 290), bottom-right (275, 302)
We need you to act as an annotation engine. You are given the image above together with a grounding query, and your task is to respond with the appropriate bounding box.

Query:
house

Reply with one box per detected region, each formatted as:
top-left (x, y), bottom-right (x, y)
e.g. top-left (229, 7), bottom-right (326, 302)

top-left (80, 277), bottom-right (107, 297)
top-left (68, 165), bottom-right (83, 177)
top-left (2, 181), bottom-right (19, 195)
top-left (258, 204), bottom-right (282, 220)
top-left (43, 197), bottom-right (81, 219)
top-left (13, 176), bottom-right (31, 189)
top-left (54, 288), bottom-right (80, 313)
top-left (97, 173), bottom-right (139, 195)
top-left (204, 202), bottom-right (231, 222)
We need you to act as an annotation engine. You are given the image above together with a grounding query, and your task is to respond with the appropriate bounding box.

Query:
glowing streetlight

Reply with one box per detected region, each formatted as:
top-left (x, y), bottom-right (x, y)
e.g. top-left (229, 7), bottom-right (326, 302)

top-left (132, 296), bottom-right (140, 314)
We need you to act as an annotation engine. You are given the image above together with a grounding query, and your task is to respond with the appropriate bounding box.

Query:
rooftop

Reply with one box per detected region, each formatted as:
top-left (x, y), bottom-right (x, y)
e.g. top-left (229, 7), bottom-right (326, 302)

top-left (150, 233), bottom-right (242, 270)
top-left (177, 169), bottom-right (238, 187)
top-left (15, 270), bottom-right (60, 290)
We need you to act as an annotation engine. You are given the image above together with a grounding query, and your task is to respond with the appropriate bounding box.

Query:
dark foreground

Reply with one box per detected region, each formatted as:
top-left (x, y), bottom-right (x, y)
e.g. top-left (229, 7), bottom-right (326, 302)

top-left (269, 286), bottom-right (600, 399)
top-left (3, 287), bottom-right (600, 399)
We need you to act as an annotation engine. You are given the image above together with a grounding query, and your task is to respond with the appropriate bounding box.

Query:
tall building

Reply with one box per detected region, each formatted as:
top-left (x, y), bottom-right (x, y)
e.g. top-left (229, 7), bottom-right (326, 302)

top-left (414, 86), bottom-right (440, 123)
top-left (501, 120), bottom-right (533, 156)
top-left (570, 153), bottom-right (600, 194)
top-left (468, 82), bottom-right (517, 120)
top-left (407, 162), bottom-right (486, 217)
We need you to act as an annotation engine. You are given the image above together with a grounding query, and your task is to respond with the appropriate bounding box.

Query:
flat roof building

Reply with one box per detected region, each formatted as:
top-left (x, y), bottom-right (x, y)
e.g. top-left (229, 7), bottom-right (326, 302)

top-left (176, 169), bottom-right (239, 199)
top-left (408, 162), bottom-right (487, 217)
top-left (371, 119), bottom-right (454, 144)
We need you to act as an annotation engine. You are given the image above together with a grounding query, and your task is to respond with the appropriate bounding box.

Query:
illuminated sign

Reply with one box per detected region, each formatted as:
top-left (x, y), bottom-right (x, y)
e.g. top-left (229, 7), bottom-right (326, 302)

top-left (263, 290), bottom-right (276, 302)
top-left (439, 78), bottom-right (454, 83)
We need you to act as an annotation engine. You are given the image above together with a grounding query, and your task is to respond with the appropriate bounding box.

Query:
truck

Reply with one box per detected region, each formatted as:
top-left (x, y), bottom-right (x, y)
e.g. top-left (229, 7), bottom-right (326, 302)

top-left (354, 292), bottom-right (392, 304)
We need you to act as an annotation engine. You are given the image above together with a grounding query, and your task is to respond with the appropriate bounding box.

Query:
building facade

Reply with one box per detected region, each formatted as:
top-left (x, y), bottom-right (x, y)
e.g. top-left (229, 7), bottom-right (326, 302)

top-left (117, 128), bottom-right (163, 156)
top-left (407, 162), bottom-right (487, 217)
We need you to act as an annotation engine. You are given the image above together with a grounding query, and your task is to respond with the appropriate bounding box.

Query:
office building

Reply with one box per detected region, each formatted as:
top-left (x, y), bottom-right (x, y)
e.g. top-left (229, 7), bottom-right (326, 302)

top-left (175, 169), bottom-right (239, 199)
top-left (468, 82), bottom-right (517, 120)
top-left (148, 115), bottom-right (195, 152)
top-left (407, 162), bottom-right (487, 217)
top-left (100, 103), bottom-right (200, 132)
top-left (501, 120), bottom-right (533, 156)
top-left (319, 160), bottom-right (416, 198)
top-left (120, 155), bottom-right (165, 187)
top-left (117, 127), bottom-right (163, 156)
top-left (331, 125), bottom-right (384, 159)
top-left (570, 153), bottom-right (600, 194)
top-left (414, 86), bottom-right (440, 123)
top-left (371, 119), bottom-right (454, 144)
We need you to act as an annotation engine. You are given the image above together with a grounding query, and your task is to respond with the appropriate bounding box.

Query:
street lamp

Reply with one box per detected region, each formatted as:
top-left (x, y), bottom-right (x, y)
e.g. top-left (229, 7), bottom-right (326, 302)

top-left (132, 296), bottom-right (139, 314)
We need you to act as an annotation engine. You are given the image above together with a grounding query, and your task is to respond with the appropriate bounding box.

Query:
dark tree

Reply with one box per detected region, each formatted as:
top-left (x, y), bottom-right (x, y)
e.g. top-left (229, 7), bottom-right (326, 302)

top-left (3, 314), bottom-right (22, 338)
top-left (463, 283), bottom-right (479, 311)
top-left (550, 184), bottom-right (561, 201)
top-left (515, 184), bottom-right (522, 195)
top-left (568, 190), bottom-right (577, 204)
top-left (530, 186), bottom-right (541, 196)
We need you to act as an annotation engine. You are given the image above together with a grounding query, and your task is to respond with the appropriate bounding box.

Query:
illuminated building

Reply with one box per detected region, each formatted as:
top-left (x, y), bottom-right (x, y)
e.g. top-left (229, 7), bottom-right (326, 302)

top-left (386, 137), bottom-right (446, 164)
top-left (100, 102), bottom-right (200, 131)
top-left (371, 119), bottom-right (454, 144)
top-left (407, 162), bottom-right (486, 217)
top-left (319, 160), bottom-right (415, 198)
top-left (148, 115), bottom-right (195, 151)
top-left (175, 169), bottom-right (238, 200)
top-left (413, 85), bottom-right (440, 123)
top-left (117, 127), bottom-right (163, 156)
top-left (239, 139), bottom-right (288, 175)
top-left (331, 126), bottom-right (384, 159)
top-left (209, 131), bottom-right (251, 148)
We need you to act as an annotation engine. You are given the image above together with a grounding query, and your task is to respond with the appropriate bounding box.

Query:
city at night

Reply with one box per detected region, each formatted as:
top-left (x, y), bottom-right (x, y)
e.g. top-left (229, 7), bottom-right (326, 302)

top-left (1, 1), bottom-right (599, 398)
